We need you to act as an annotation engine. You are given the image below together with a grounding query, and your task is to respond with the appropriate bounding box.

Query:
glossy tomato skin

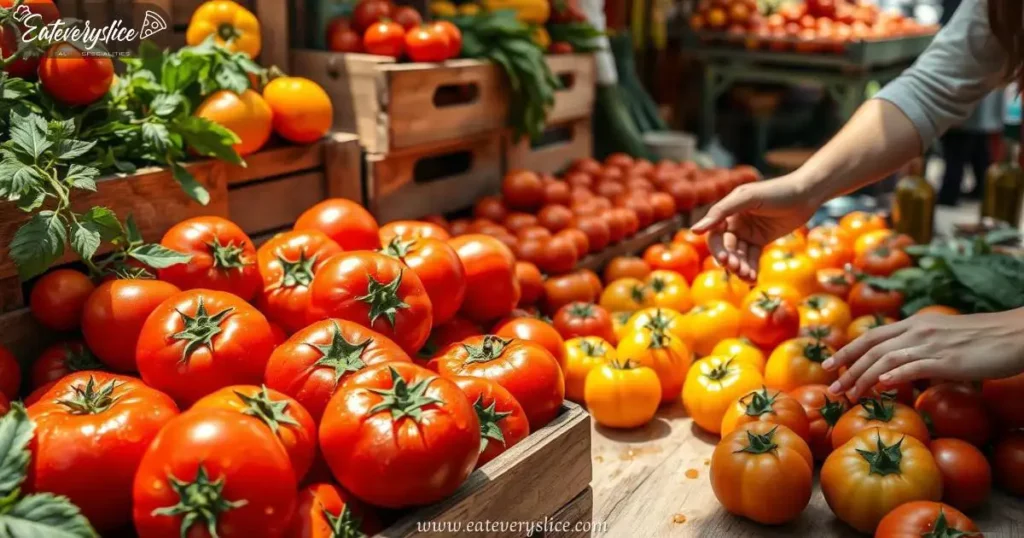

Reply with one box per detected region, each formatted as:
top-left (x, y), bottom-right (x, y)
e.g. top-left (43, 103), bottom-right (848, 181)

top-left (453, 376), bottom-right (530, 467)
top-left (544, 272), bottom-right (597, 314)
top-left (642, 243), bottom-right (700, 282)
top-left (682, 356), bottom-right (764, 434)
top-left (789, 384), bottom-right (850, 461)
top-left (739, 293), bottom-right (800, 350)
top-left (875, 501), bottom-right (979, 538)
top-left (404, 23), bottom-right (450, 62)
top-left (679, 300), bottom-right (741, 356)
top-left (158, 216), bottom-right (261, 301)
top-left (431, 335), bottom-right (564, 429)
top-left (0, 344), bottom-right (20, 399)
top-left (848, 281), bottom-right (904, 319)
top-left (719, 387), bottom-right (811, 442)
top-left (81, 278), bottom-right (180, 372)
top-left (379, 220), bottom-right (451, 243)
top-left (195, 89), bottom-right (272, 155)
top-left (993, 432), bottom-right (1024, 496)
top-left (136, 289), bottom-right (275, 406)
top-left (320, 363), bottom-right (480, 508)
top-left (363, 20), bottom-right (405, 57)
top-left (930, 438), bottom-right (991, 512)
top-left (982, 373), bottom-right (1024, 429)
top-left (764, 337), bottom-right (837, 392)
top-left (256, 230), bottom-right (343, 334)
top-left (295, 198), bottom-right (381, 251)
top-left (0, 0), bottom-right (59, 77)
top-left (262, 76), bottom-right (333, 144)
top-left (854, 245), bottom-right (912, 277)
top-left (133, 409), bottom-right (296, 538)
top-left (602, 256), bottom-right (651, 283)
top-left (448, 234), bottom-right (520, 322)
top-left (30, 340), bottom-right (102, 389)
top-left (493, 317), bottom-right (566, 366)
top-left (915, 383), bottom-right (991, 447)
top-left (287, 483), bottom-right (380, 538)
top-left (192, 385), bottom-right (317, 482)
top-left (515, 261), bottom-right (545, 307)
top-left (832, 398), bottom-right (930, 449)
top-left (416, 316), bottom-right (482, 363)
top-left (553, 301), bottom-right (616, 342)
top-left (38, 42), bottom-right (114, 106)
top-left (264, 319), bottom-right (411, 421)
top-left (27, 372), bottom-right (180, 531)
top-left (307, 251), bottom-right (432, 355)
top-left (381, 236), bottom-right (466, 327)
top-left (29, 268), bottom-right (95, 331)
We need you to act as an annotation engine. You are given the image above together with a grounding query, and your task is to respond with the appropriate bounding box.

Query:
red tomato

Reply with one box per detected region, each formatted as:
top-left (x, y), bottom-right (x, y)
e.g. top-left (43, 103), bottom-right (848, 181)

top-left (392, 5), bottom-right (423, 30)
top-left (288, 483), bottom-right (380, 538)
top-left (577, 216), bottom-right (611, 252)
top-left (930, 438), bottom-right (991, 512)
top-left (81, 278), bottom-right (180, 372)
top-left (515, 261), bottom-right (545, 307)
top-left (536, 234), bottom-right (579, 274)
top-left (269, 322), bottom-right (288, 347)
top-left (847, 281), bottom-right (904, 319)
top-left (416, 316), bottom-right (482, 363)
top-left (255, 230), bottom-right (342, 334)
top-left (673, 229), bottom-right (710, 260)
top-left (405, 23), bottom-right (450, 62)
top-left (538, 204), bottom-right (576, 233)
top-left (30, 340), bottom-right (101, 390)
top-left (432, 20), bottom-right (462, 58)
top-left (853, 245), bottom-right (913, 277)
top-left (915, 383), bottom-right (991, 447)
top-left (27, 372), bottom-right (179, 531)
top-left (0, 344), bottom-right (20, 399)
top-left (381, 236), bottom-right (466, 327)
top-left (502, 170), bottom-right (545, 210)
top-left (351, 0), bottom-right (392, 32)
top-left (788, 384), bottom-right (850, 461)
top-left (473, 195), bottom-right (508, 223)
top-left (543, 272), bottom-right (597, 314)
top-left (431, 335), bottom-right (564, 429)
top-left (493, 317), bottom-right (567, 366)
top-left (29, 268), bottom-right (95, 331)
top-left (740, 293), bottom-right (800, 350)
top-left (0, 0), bottom-right (59, 77)
top-left (553, 301), bottom-right (616, 342)
top-left (875, 502), bottom-right (979, 538)
top-left (326, 17), bottom-right (363, 52)
top-left (264, 319), bottom-right (411, 421)
top-left (158, 216), bottom-right (261, 301)
top-left (982, 373), bottom-right (1024, 429)
top-left (448, 234), bottom-right (520, 322)
top-left (320, 362), bottom-right (479, 508)
top-left (993, 432), bottom-right (1024, 496)
top-left (132, 409), bottom-right (296, 538)
top-left (307, 251), bottom-right (432, 354)
top-left (557, 228), bottom-right (590, 258)
top-left (136, 289), bottom-right (275, 406)
top-left (453, 376), bottom-right (530, 467)
top-left (295, 198), bottom-right (380, 251)
top-left (379, 220), bottom-right (451, 243)
top-left (192, 385), bottom-right (317, 482)
top-left (643, 243), bottom-right (700, 282)
top-left (38, 42), bottom-right (113, 106)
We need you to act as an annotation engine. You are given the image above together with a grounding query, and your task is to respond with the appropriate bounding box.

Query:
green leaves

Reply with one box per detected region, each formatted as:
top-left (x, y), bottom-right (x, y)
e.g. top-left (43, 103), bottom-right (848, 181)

top-left (0, 405), bottom-right (33, 497)
top-left (9, 212), bottom-right (67, 281)
top-left (128, 243), bottom-right (193, 269)
top-left (171, 117), bottom-right (242, 165)
top-left (547, 22), bottom-right (605, 52)
top-left (8, 112), bottom-right (51, 161)
top-left (65, 165), bottom-right (98, 192)
top-left (170, 163), bottom-right (210, 206)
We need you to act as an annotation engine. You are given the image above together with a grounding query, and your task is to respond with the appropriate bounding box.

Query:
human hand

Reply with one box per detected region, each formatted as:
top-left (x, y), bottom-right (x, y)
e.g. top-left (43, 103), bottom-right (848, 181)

top-left (691, 173), bottom-right (821, 281)
top-left (823, 310), bottom-right (1024, 399)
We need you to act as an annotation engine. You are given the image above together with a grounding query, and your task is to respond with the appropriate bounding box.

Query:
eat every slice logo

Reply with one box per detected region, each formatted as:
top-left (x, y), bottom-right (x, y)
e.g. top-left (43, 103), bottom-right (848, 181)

top-left (11, 4), bottom-right (168, 51)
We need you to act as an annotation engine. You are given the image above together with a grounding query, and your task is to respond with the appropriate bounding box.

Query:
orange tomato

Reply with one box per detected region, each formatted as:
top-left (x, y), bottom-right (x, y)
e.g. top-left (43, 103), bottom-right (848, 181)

top-left (848, 281), bottom-right (904, 319)
top-left (758, 252), bottom-right (817, 297)
top-left (742, 283), bottom-right (802, 308)
top-left (914, 305), bottom-right (961, 316)
top-left (807, 224), bottom-right (853, 249)
top-left (805, 240), bottom-right (854, 270)
top-left (710, 338), bottom-right (765, 372)
top-left (815, 268), bottom-right (855, 299)
top-left (682, 356), bottom-right (764, 434)
top-left (262, 76), bottom-right (333, 144)
top-left (853, 229), bottom-right (894, 257)
top-left (798, 293), bottom-right (852, 331)
top-left (789, 384), bottom-right (850, 461)
top-left (831, 398), bottom-right (931, 448)
top-left (602, 256), bottom-right (651, 283)
top-left (799, 324), bottom-right (847, 352)
top-left (644, 270), bottom-right (693, 313)
top-left (689, 269), bottom-right (751, 306)
top-left (767, 232), bottom-right (807, 253)
top-left (839, 211), bottom-right (888, 240)
top-left (584, 359), bottom-right (661, 429)
top-left (625, 308), bottom-right (687, 343)
top-left (563, 336), bottom-right (615, 403)
top-left (720, 387), bottom-right (811, 442)
top-left (764, 337), bottom-right (837, 392)
top-left (616, 328), bottom-right (692, 404)
top-left (194, 89), bottom-right (273, 156)
top-left (672, 229), bottom-right (709, 260)
top-left (599, 278), bottom-right (653, 312)
top-left (679, 300), bottom-right (740, 356)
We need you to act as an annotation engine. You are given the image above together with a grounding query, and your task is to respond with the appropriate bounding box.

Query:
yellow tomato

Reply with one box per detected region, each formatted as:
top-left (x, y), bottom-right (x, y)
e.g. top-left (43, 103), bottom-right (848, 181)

top-left (186, 0), bottom-right (262, 58)
top-left (584, 359), bottom-right (661, 429)
top-left (682, 355), bottom-right (764, 434)
top-left (625, 307), bottom-right (686, 341)
top-left (563, 337), bottom-right (615, 403)
top-left (764, 337), bottom-right (838, 392)
top-left (846, 314), bottom-right (896, 342)
top-left (742, 283), bottom-right (803, 309)
top-left (645, 270), bottom-right (693, 313)
top-left (758, 252), bottom-right (817, 298)
top-left (798, 293), bottom-right (852, 331)
top-left (690, 269), bottom-right (751, 307)
top-left (616, 328), bottom-right (692, 403)
top-left (853, 229), bottom-right (894, 258)
top-left (807, 224), bottom-right (854, 249)
top-left (600, 278), bottom-right (653, 312)
top-left (678, 300), bottom-right (740, 356)
top-left (711, 338), bottom-right (766, 372)
top-left (611, 311), bottom-right (634, 343)
top-left (768, 231), bottom-right (807, 252)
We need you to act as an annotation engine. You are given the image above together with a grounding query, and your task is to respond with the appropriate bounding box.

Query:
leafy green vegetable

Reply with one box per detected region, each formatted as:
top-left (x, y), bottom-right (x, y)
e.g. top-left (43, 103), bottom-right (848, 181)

top-left (547, 22), bottom-right (605, 53)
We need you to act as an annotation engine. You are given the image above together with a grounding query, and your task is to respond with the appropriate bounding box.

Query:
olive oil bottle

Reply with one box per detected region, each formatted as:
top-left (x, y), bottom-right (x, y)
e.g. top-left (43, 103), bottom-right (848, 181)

top-left (981, 142), bottom-right (1024, 226)
top-left (892, 158), bottom-right (935, 244)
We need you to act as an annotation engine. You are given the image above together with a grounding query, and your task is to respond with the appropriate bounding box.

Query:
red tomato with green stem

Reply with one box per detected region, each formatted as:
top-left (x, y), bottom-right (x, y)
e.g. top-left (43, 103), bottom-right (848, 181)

top-left (256, 230), bottom-right (343, 335)
top-left (158, 216), bottom-right (261, 302)
top-left (848, 281), bottom-right (904, 318)
top-left (929, 438), bottom-right (991, 512)
top-left (643, 243), bottom-right (700, 282)
top-left (81, 278), bottom-right (180, 372)
top-left (288, 482), bottom-right (380, 538)
top-left (788, 384), bottom-right (849, 461)
top-left (295, 198), bottom-right (380, 251)
top-left (405, 24), bottom-right (450, 62)
top-left (448, 234), bottom-right (520, 322)
top-left (915, 383), bottom-right (991, 447)
top-left (363, 20), bottom-right (405, 58)
top-left (38, 41), bottom-right (113, 106)
top-left (0, 0), bottom-right (60, 78)
top-left (27, 372), bottom-right (180, 531)
top-left (553, 301), bottom-right (616, 342)
top-left (740, 293), bottom-right (800, 350)
top-left (381, 236), bottom-right (466, 327)
top-left (30, 340), bottom-right (103, 389)
top-left (854, 245), bottom-right (913, 277)
top-left (29, 268), bottom-right (95, 332)
top-left (319, 363), bottom-right (480, 508)
top-left (875, 501), bottom-right (979, 538)
top-left (453, 376), bottom-right (530, 467)
top-left (133, 408), bottom-right (297, 538)
top-left (264, 318), bottom-right (412, 422)
top-left (493, 316), bottom-right (567, 367)
top-left (416, 316), bottom-right (483, 363)
top-left (0, 344), bottom-right (20, 399)
top-left (136, 289), bottom-right (275, 406)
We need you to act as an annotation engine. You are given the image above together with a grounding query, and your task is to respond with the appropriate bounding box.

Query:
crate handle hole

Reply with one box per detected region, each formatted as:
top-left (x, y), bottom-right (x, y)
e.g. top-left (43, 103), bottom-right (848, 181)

top-left (413, 151), bottom-right (474, 183)
top-left (433, 83), bottom-right (480, 108)
top-left (557, 73), bottom-right (576, 91)
top-left (530, 126), bottom-right (574, 150)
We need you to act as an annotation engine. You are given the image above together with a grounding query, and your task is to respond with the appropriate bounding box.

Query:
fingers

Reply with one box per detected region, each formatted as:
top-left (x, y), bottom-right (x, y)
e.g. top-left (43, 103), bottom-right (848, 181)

top-left (846, 344), bottom-right (923, 400)
top-left (825, 320), bottom-right (907, 373)
top-left (879, 357), bottom-right (946, 386)
top-left (692, 186), bottom-right (759, 233)
top-left (828, 333), bottom-right (908, 397)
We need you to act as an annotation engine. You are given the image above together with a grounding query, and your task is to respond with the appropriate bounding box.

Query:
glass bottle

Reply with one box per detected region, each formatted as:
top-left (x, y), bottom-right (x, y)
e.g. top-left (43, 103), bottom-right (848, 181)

top-left (892, 158), bottom-right (935, 244)
top-left (981, 142), bottom-right (1024, 226)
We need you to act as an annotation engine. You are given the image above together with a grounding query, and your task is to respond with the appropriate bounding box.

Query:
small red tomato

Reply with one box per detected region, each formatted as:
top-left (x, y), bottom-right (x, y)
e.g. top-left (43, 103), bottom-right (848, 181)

top-left (363, 21), bottom-right (406, 58)
top-left (432, 20), bottom-right (462, 58)
top-left (404, 24), bottom-right (450, 62)
top-left (392, 5), bottom-right (423, 30)
top-left (930, 438), bottom-right (991, 512)
top-left (29, 269), bottom-right (95, 332)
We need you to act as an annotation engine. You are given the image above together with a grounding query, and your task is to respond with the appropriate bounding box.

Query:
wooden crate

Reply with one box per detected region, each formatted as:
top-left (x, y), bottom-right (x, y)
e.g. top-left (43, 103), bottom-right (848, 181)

top-left (546, 54), bottom-right (597, 125)
top-left (376, 402), bottom-right (592, 538)
top-left (505, 118), bottom-right (592, 175)
top-left (366, 132), bottom-right (503, 223)
top-left (291, 51), bottom-right (509, 155)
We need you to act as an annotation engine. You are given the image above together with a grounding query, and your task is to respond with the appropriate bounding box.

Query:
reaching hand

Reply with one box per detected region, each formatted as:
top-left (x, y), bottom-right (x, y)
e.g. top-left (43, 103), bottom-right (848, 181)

top-left (691, 174), bottom-right (821, 281)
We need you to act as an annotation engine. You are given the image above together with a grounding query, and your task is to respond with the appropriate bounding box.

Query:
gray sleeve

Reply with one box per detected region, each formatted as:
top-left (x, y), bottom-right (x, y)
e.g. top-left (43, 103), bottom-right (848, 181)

top-left (873, 0), bottom-right (1008, 148)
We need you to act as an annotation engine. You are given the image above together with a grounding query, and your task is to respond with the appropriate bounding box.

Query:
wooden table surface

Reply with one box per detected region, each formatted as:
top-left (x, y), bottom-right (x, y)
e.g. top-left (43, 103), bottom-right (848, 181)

top-left (589, 404), bottom-right (1024, 537)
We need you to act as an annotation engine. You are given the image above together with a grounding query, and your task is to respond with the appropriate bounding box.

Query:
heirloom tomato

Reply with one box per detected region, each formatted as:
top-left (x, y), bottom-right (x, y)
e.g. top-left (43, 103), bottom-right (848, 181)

top-left (915, 383), bottom-right (991, 446)
top-left (689, 269), bottom-right (750, 307)
top-left (379, 219), bottom-right (451, 242)
top-left (158, 216), bottom-right (261, 301)
top-left (838, 211), bottom-right (887, 239)
top-left (416, 316), bottom-right (482, 363)
top-left (739, 292), bottom-right (800, 350)
top-left (848, 281), bottom-right (903, 318)
top-left (382, 236), bottom-right (466, 326)
top-left (805, 239), bottom-right (854, 270)
top-left (553, 302), bottom-right (616, 342)
top-left (295, 198), bottom-right (380, 250)
top-left (563, 336), bottom-right (615, 403)
top-left (81, 278), bottom-right (180, 372)
top-left (454, 376), bottom-right (530, 467)
top-left (853, 228), bottom-right (894, 257)
top-left (764, 337), bottom-right (837, 392)
top-left (617, 327), bottom-right (692, 404)
top-left (789, 384), bottom-right (850, 461)
top-left (682, 356), bottom-right (763, 434)
top-left (679, 300), bottom-right (740, 356)
top-left (29, 268), bottom-right (95, 331)
top-left (710, 337), bottom-right (765, 372)
top-left (624, 307), bottom-right (687, 343)
top-left (30, 340), bottom-right (100, 389)
top-left (262, 76), bottom-right (333, 143)
top-left (757, 252), bottom-right (816, 297)
top-left (256, 229), bottom-right (343, 334)
top-left (602, 256), bottom-right (651, 283)
top-left (799, 324), bottom-right (847, 351)
top-left (194, 89), bottom-right (272, 156)
top-left (798, 293), bottom-right (852, 331)
top-left (449, 234), bottom-right (520, 322)
top-left (815, 268), bottom-right (855, 298)
top-left (847, 313), bottom-right (896, 342)
top-left (584, 359), bottom-right (661, 429)
top-left (493, 317), bottom-right (566, 366)
top-left (929, 438), bottom-right (991, 512)
top-left (288, 482), bottom-right (380, 538)
top-left (720, 387), bottom-right (811, 442)
top-left (831, 397), bottom-right (930, 448)
top-left (875, 501), bottom-right (979, 538)
top-left (642, 243), bottom-right (700, 282)
top-left (645, 270), bottom-right (693, 313)
top-left (599, 277), bottom-right (652, 312)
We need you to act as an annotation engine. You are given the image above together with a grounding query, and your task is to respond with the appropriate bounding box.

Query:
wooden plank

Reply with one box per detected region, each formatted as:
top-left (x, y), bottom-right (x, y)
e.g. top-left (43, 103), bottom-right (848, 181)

top-left (254, 0), bottom-right (289, 70)
top-left (505, 118), bottom-right (592, 175)
top-left (544, 488), bottom-right (595, 538)
top-left (0, 308), bottom-right (63, 369)
top-left (0, 277), bottom-right (25, 314)
top-left (221, 141), bottom-right (326, 186)
top-left (546, 54), bottom-right (597, 124)
top-left (378, 402), bottom-right (592, 537)
top-left (228, 172), bottom-right (326, 236)
top-left (576, 216), bottom-right (684, 272)
top-left (324, 133), bottom-right (364, 202)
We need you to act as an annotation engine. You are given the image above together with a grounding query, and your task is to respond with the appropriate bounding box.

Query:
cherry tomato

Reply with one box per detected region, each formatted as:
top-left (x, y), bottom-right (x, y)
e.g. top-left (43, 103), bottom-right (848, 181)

top-left (158, 216), bottom-right (261, 301)
top-left (295, 198), bottom-right (380, 251)
top-left (29, 269), bottom-right (95, 331)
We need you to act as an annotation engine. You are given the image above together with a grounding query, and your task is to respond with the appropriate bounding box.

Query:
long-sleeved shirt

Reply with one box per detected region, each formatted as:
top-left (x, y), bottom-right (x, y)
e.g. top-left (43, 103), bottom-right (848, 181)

top-left (874, 0), bottom-right (1008, 145)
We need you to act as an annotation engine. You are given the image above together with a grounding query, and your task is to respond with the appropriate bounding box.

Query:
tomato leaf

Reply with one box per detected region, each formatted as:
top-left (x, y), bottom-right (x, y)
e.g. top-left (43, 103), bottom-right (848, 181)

top-left (140, 122), bottom-right (172, 156)
top-left (124, 215), bottom-right (144, 246)
top-left (0, 404), bottom-right (32, 499)
top-left (64, 165), bottom-right (99, 193)
top-left (8, 111), bottom-right (51, 161)
top-left (54, 139), bottom-right (95, 162)
top-left (81, 207), bottom-right (123, 242)
top-left (169, 162), bottom-right (210, 206)
top-left (9, 212), bottom-right (67, 280)
top-left (149, 93), bottom-right (187, 119)
top-left (69, 220), bottom-right (101, 262)
top-left (128, 243), bottom-right (192, 269)
top-left (0, 493), bottom-right (98, 538)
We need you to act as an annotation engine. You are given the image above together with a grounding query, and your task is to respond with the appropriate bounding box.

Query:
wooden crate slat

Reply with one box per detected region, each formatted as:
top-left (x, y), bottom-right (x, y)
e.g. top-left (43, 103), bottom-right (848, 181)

top-left (505, 118), bottom-right (592, 175)
top-left (576, 215), bottom-right (684, 272)
top-left (546, 54), bottom-right (597, 124)
top-left (545, 487), bottom-right (595, 538)
top-left (228, 171), bottom-right (326, 235)
top-left (0, 277), bottom-right (25, 314)
top-left (324, 132), bottom-right (364, 201)
top-left (254, 0), bottom-right (289, 70)
top-left (224, 142), bottom-right (325, 185)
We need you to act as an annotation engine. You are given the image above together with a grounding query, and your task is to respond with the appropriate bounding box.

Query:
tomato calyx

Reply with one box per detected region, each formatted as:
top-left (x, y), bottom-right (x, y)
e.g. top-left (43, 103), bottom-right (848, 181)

top-left (924, 509), bottom-right (977, 538)
top-left (801, 341), bottom-right (832, 364)
top-left (645, 329), bottom-right (672, 350)
top-left (735, 426), bottom-right (779, 455)
top-left (819, 397), bottom-right (845, 427)
top-left (172, 299), bottom-right (234, 362)
top-left (152, 464), bottom-right (248, 537)
top-left (61, 343), bottom-right (105, 373)
top-left (233, 386), bottom-right (299, 436)
top-left (740, 387), bottom-right (778, 417)
top-left (608, 358), bottom-right (637, 370)
top-left (323, 504), bottom-right (368, 538)
top-left (578, 338), bottom-right (606, 358)
top-left (309, 321), bottom-right (372, 385)
top-left (755, 292), bottom-right (781, 313)
top-left (367, 366), bottom-right (441, 422)
top-left (858, 397), bottom-right (895, 422)
top-left (870, 313), bottom-right (888, 329)
top-left (473, 394), bottom-right (511, 454)
top-left (706, 358), bottom-right (734, 381)
top-left (802, 325), bottom-right (831, 341)
top-left (56, 377), bottom-right (121, 415)
top-left (642, 310), bottom-right (675, 334)
top-left (567, 302), bottom-right (596, 319)
top-left (207, 237), bottom-right (250, 270)
top-left (802, 295), bottom-right (825, 311)
top-left (615, 311), bottom-right (633, 326)
top-left (648, 276), bottom-right (668, 293)
top-left (462, 335), bottom-right (511, 364)
top-left (355, 272), bottom-right (410, 328)
top-left (277, 251), bottom-right (317, 288)
top-left (857, 432), bottom-right (904, 476)
top-left (380, 237), bottom-right (415, 260)
top-left (629, 284), bottom-right (648, 304)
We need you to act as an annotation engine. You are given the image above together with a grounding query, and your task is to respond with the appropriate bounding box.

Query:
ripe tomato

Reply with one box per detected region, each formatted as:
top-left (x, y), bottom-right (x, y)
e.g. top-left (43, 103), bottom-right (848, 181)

top-left (689, 269), bottom-right (750, 307)
top-left (741, 282), bottom-right (803, 309)
top-left (288, 483), bottom-right (380, 538)
top-left (432, 20), bottom-right (462, 58)
top-left (982, 373), bottom-right (1024, 429)
top-left (28, 372), bottom-right (179, 531)
top-left (673, 229), bottom-right (709, 260)
top-left (136, 289), bottom-right (275, 406)
top-left (739, 292), bottom-right (800, 350)
top-left (537, 204), bottom-right (576, 233)
top-left (363, 20), bottom-right (405, 57)
top-left (682, 356), bottom-right (764, 434)
top-left (847, 313), bottom-right (896, 342)
top-left (799, 323), bottom-right (847, 351)
top-left (448, 234), bottom-right (520, 321)
top-left (710, 337), bottom-right (765, 372)
top-left (473, 196), bottom-right (508, 223)
top-left (768, 231), bottom-right (807, 253)
top-left (255, 230), bottom-right (342, 334)
top-left (584, 359), bottom-right (661, 428)
top-left (808, 223), bottom-right (854, 249)
top-left (326, 19), bottom-right (363, 52)
top-left (853, 228), bottom-right (894, 257)
top-left (30, 340), bottom-right (98, 389)
top-left (839, 211), bottom-right (888, 240)
top-left (262, 76), bottom-right (332, 143)
top-left (798, 293), bottom-right (852, 330)
top-left (624, 308), bottom-right (686, 341)
top-left (929, 438), bottom-right (991, 512)
top-left (599, 277), bottom-right (652, 312)
top-left (493, 317), bottom-right (566, 366)
top-left (764, 337), bottom-right (837, 391)
top-left (38, 42), bottom-right (113, 106)
top-left (351, 0), bottom-right (392, 32)
top-left (392, 5), bottom-right (423, 30)
top-left (29, 268), bottom-right (95, 331)
top-left (194, 89), bottom-right (273, 155)
top-left (854, 245), bottom-right (912, 277)
top-left (915, 383), bottom-right (991, 447)
top-left (720, 387), bottom-right (811, 442)
top-left (644, 270), bottom-right (692, 313)
top-left (543, 272), bottom-right (596, 314)
top-left (576, 216), bottom-right (610, 252)
top-left (805, 240), bottom-right (854, 270)
top-left (617, 326), bottom-right (692, 403)
top-left (453, 376), bottom-right (530, 467)
top-left (832, 398), bottom-right (930, 448)
top-left (993, 432), bottom-right (1024, 495)
top-left (133, 408), bottom-right (296, 538)
top-left (848, 281), bottom-right (904, 318)
top-left (553, 302), bottom-right (615, 342)
top-left (642, 243), bottom-right (700, 282)
top-left (711, 422), bottom-right (813, 525)
top-left (415, 316), bottom-right (482, 363)
top-left (679, 300), bottom-right (741, 356)
top-left (158, 216), bottom-right (261, 301)
top-left (789, 384), bottom-right (850, 461)
top-left (295, 198), bottom-right (380, 251)
top-left (0, 0), bottom-right (58, 77)
top-left (379, 220), bottom-right (451, 242)
top-left (757, 252), bottom-right (817, 297)
top-left (557, 228), bottom-right (590, 257)
top-left (875, 501), bottom-right (979, 538)
top-left (307, 251), bottom-right (432, 354)
top-left (514, 261), bottom-right (544, 307)
top-left (602, 256), bottom-right (651, 283)
top-left (321, 363), bottom-right (478, 507)
top-left (536, 234), bottom-right (578, 274)
top-left (815, 267), bottom-right (855, 299)
top-left (502, 170), bottom-right (545, 210)
top-left (381, 236), bottom-right (465, 327)
top-left (81, 278), bottom-right (180, 371)
top-left (821, 428), bottom-right (942, 534)
top-left (564, 336), bottom-right (615, 403)
top-left (405, 23), bottom-right (450, 62)
top-left (916, 304), bottom-right (961, 316)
